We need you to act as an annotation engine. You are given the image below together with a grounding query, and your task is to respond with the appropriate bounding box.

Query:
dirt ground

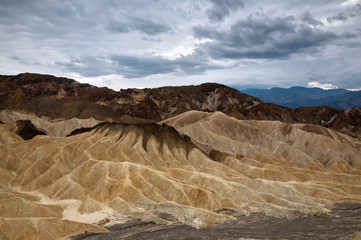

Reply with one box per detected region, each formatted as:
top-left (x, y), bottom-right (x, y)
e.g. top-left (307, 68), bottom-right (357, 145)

top-left (70, 202), bottom-right (361, 240)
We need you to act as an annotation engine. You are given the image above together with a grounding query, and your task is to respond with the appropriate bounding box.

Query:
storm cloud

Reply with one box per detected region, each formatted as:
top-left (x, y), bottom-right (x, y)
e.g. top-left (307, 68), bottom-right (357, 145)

top-left (57, 51), bottom-right (219, 79)
top-left (327, 4), bottom-right (361, 22)
top-left (0, 0), bottom-right (360, 89)
top-left (108, 16), bottom-right (171, 36)
top-left (301, 11), bottom-right (324, 26)
top-left (193, 12), bottom-right (354, 59)
top-left (206, 0), bottom-right (246, 21)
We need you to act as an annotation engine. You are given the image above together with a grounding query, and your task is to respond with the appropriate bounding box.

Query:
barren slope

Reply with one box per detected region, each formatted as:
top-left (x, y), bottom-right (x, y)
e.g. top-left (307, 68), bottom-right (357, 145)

top-left (1, 111), bottom-right (361, 239)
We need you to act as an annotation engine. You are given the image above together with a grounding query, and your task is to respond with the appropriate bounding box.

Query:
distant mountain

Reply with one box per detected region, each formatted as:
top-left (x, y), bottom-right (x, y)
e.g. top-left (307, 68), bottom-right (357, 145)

top-left (240, 86), bottom-right (361, 110)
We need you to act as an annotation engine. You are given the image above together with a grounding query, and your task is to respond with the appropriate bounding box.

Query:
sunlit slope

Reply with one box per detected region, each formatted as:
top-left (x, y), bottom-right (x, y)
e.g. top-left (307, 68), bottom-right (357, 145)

top-left (0, 111), bottom-right (361, 239)
top-left (161, 111), bottom-right (361, 167)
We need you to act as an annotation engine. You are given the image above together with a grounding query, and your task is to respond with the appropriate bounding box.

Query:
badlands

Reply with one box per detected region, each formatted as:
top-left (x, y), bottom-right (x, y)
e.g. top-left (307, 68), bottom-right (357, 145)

top-left (0, 73), bottom-right (360, 239)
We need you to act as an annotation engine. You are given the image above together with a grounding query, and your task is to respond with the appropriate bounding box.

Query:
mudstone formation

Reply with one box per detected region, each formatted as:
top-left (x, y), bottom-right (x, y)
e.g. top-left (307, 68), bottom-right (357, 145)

top-left (0, 73), bottom-right (360, 239)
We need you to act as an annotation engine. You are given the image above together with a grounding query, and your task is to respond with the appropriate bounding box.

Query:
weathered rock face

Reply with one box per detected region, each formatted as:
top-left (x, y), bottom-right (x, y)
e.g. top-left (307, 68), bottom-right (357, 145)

top-left (0, 73), bottom-right (258, 122)
top-left (0, 73), bottom-right (360, 137)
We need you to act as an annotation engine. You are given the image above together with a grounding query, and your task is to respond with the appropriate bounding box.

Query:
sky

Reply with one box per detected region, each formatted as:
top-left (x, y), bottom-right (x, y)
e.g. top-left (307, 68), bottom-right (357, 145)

top-left (0, 0), bottom-right (361, 90)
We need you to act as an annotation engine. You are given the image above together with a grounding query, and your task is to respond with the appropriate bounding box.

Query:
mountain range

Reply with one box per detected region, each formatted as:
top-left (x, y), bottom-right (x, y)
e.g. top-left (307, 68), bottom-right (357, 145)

top-left (0, 73), bottom-right (360, 240)
top-left (1, 73), bottom-right (360, 138)
top-left (241, 86), bottom-right (361, 110)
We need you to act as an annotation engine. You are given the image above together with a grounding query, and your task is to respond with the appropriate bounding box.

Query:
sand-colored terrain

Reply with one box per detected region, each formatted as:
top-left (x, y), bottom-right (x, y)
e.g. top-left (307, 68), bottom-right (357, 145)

top-left (0, 110), bottom-right (101, 137)
top-left (0, 110), bottom-right (361, 239)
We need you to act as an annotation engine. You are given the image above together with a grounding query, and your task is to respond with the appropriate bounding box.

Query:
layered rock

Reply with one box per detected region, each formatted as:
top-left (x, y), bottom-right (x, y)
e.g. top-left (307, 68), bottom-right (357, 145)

top-left (0, 110), bottom-right (100, 137)
top-left (0, 111), bottom-right (360, 239)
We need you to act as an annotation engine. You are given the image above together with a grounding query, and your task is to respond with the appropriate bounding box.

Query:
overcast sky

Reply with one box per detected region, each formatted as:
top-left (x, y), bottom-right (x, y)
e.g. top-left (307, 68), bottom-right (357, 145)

top-left (1, 0), bottom-right (361, 90)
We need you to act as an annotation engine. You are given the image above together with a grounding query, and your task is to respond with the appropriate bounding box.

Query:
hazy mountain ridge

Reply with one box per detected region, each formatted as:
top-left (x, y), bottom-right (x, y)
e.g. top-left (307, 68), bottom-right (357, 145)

top-left (241, 86), bottom-right (361, 110)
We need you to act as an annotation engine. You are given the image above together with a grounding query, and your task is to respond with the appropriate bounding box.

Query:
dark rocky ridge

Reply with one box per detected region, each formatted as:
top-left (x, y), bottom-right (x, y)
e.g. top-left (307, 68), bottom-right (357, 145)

top-left (1, 73), bottom-right (360, 138)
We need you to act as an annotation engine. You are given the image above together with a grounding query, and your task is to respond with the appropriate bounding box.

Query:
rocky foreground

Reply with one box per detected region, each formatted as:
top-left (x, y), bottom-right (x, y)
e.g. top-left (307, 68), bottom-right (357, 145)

top-left (70, 202), bottom-right (361, 240)
top-left (0, 73), bottom-right (361, 239)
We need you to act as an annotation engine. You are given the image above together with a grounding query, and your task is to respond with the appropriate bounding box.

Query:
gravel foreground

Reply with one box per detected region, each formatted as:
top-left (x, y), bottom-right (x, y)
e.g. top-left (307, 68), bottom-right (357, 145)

top-left (69, 202), bottom-right (361, 240)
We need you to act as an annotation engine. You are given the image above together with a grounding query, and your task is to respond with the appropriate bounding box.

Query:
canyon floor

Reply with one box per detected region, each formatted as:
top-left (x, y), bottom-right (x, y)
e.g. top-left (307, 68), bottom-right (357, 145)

top-left (70, 202), bottom-right (361, 240)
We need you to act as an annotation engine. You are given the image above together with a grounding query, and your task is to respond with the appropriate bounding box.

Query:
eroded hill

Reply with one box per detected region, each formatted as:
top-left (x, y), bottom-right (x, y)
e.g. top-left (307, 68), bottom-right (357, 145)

top-left (1, 73), bottom-right (361, 239)
top-left (0, 110), bottom-right (361, 239)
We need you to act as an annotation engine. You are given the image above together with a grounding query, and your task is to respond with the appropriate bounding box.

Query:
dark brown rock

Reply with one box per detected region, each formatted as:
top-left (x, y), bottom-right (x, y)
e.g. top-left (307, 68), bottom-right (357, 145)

top-left (15, 120), bottom-right (46, 140)
top-left (1, 73), bottom-right (360, 137)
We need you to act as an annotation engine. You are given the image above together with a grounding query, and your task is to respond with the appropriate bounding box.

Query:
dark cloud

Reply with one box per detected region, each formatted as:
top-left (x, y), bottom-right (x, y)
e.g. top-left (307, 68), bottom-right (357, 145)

top-left (0, 0), bottom-right (104, 40)
top-left (142, 37), bottom-right (162, 42)
top-left (301, 11), bottom-right (324, 26)
top-left (194, 12), bottom-right (355, 60)
top-left (0, 0), bottom-right (360, 90)
top-left (56, 57), bottom-right (115, 77)
top-left (327, 4), bottom-right (361, 23)
top-left (57, 52), bottom-right (219, 78)
top-left (0, 0), bottom-right (83, 25)
top-left (108, 16), bottom-right (171, 35)
top-left (206, 0), bottom-right (245, 21)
